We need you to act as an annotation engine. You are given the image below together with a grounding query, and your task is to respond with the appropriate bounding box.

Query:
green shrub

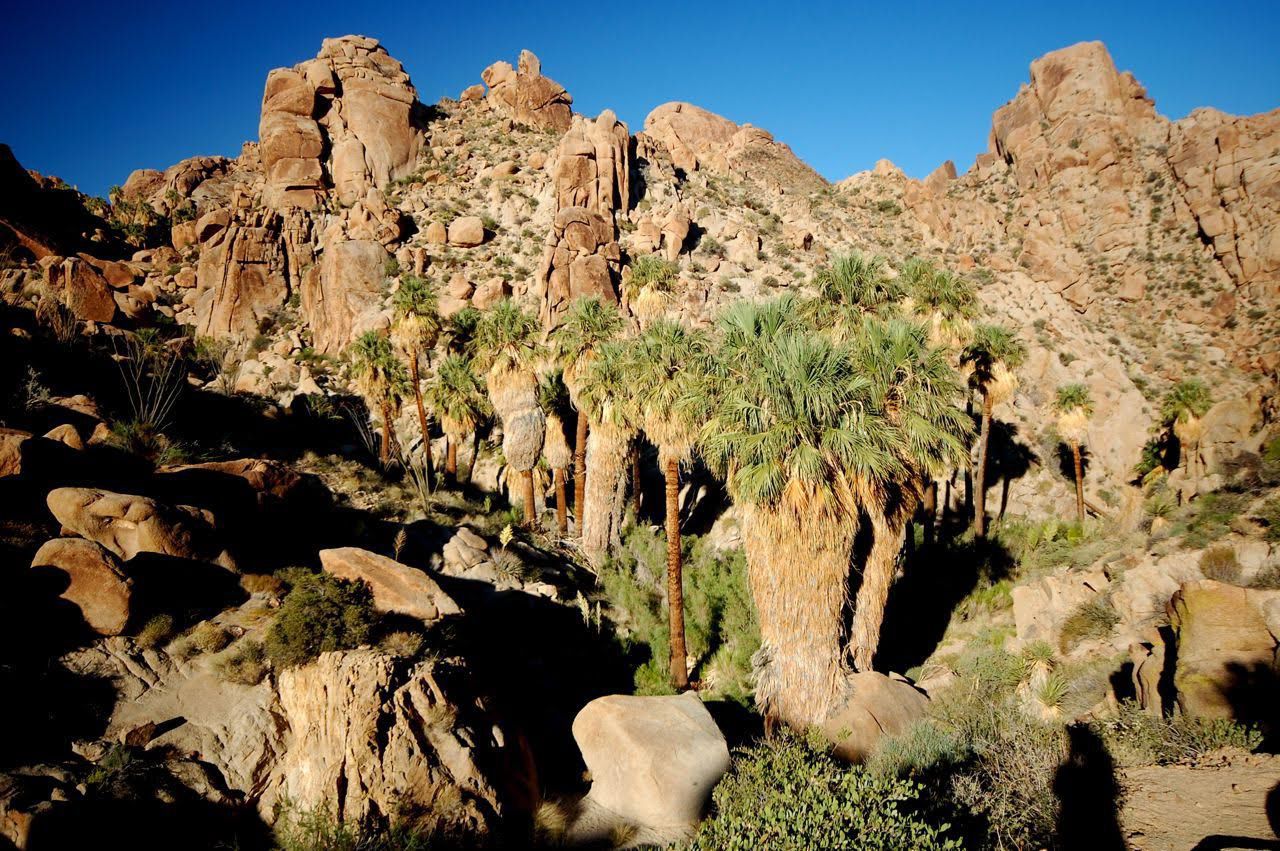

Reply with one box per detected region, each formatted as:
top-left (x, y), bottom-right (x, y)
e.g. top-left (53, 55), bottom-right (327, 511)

top-left (692, 733), bottom-right (961, 850)
top-left (1182, 489), bottom-right (1251, 548)
top-left (217, 639), bottom-right (269, 685)
top-left (1058, 595), bottom-right (1120, 652)
top-left (273, 802), bottom-right (438, 851)
top-left (1259, 495), bottom-right (1280, 542)
top-left (136, 614), bottom-right (177, 650)
top-left (1091, 702), bottom-right (1263, 765)
top-left (1199, 545), bottom-right (1241, 584)
top-left (266, 574), bottom-right (377, 668)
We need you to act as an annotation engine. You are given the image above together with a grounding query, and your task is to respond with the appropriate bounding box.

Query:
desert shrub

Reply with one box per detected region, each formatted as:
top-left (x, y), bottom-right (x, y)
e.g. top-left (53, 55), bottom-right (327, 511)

top-left (1182, 489), bottom-right (1251, 548)
top-left (628, 254), bottom-right (679, 292)
top-left (241, 572), bottom-right (287, 597)
top-left (1199, 545), bottom-right (1241, 584)
top-left (1091, 702), bottom-right (1262, 765)
top-left (1259, 495), bottom-right (1280, 542)
top-left (172, 621), bottom-right (233, 660)
top-left (266, 574), bottom-right (377, 668)
top-left (379, 630), bottom-right (425, 658)
top-left (692, 733), bottom-right (961, 850)
top-left (136, 614), bottom-right (177, 649)
top-left (1057, 595), bottom-right (1120, 652)
top-left (273, 801), bottom-right (438, 851)
top-left (217, 639), bottom-right (269, 685)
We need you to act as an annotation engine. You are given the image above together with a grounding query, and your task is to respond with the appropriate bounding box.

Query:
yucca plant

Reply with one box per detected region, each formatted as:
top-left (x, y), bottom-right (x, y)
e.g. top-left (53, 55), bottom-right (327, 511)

top-left (552, 296), bottom-right (625, 533)
top-left (390, 275), bottom-right (442, 484)
top-left (423, 354), bottom-right (489, 484)
top-left (631, 318), bottom-right (708, 689)
top-left (474, 301), bottom-right (545, 527)
top-left (1056, 383), bottom-right (1095, 523)
top-left (961, 323), bottom-right (1027, 536)
top-left (1161, 379), bottom-right (1213, 494)
top-left (348, 330), bottom-right (410, 466)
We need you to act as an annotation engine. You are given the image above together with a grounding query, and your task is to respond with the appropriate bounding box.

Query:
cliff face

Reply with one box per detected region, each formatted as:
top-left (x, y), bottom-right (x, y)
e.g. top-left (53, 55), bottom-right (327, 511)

top-left (3, 38), bottom-right (1277, 516)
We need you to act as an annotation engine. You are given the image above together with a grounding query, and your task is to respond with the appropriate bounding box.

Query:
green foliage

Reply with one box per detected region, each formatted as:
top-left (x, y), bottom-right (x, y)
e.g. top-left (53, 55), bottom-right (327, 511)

top-left (1257, 495), bottom-right (1280, 542)
top-left (1055, 383), bottom-right (1094, 416)
top-left (1091, 702), bottom-right (1262, 765)
top-left (627, 254), bottom-right (679, 294)
top-left (472, 300), bottom-right (542, 374)
top-left (266, 574), bottom-right (377, 668)
top-left (1057, 595), bottom-right (1120, 652)
top-left (172, 621), bottom-right (232, 660)
top-left (692, 733), bottom-right (961, 850)
top-left (273, 802), bottom-right (439, 851)
top-left (347, 330), bottom-right (410, 404)
top-left (1160, 379), bottom-right (1212, 427)
top-left (961, 323), bottom-right (1026, 391)
top-left (1182, 489), bottom-right (1251, 548)
top-left (600, 527), bottom-right (759, 702)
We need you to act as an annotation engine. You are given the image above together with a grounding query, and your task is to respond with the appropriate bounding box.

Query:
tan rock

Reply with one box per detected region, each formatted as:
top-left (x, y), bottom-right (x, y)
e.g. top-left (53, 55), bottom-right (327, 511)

top-left (42, 424), bottom-right (82, 450)
top-left (0, 428), bottom-right (31, 476)
top-left (447, 216), bottom-right (486, 247)
top-left (471, 277), bottom-right (509, 309)
top-left (481, 49), bottom-right (572, 132)
top-left (424, 220), bottom-right (447, 244)
top-left (303, 238), bottom-right (389, 354)
top-left (319, 547), bottom-right (461, 622)
top-left (820, 672), bottom-right (930, 762)
top-left (45, 487), bottom-right (226, 565)
top-left (30, 538), bottom-right (132, 635)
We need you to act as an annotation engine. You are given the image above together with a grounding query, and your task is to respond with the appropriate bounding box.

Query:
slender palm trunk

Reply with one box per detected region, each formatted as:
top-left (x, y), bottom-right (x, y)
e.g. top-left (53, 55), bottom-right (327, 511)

top-left (974, 390), bottom-right (993, 537)
top-left (410, 359), bottom-right (434, 488)
top-left (468, 431), bottom-right (481, 484)
top-left (521, 469), bottom-right (538, 530)
top-left (632, 452), bottom-right (643, 517)
top-left (849, 502), bottom-right (912, 672)
top-left (744, 504), bottom-right (855, 729)
top-left (445, 436), bottom-right (458, 481)
top-left (1071, 441), bottom-right (1085, 523)
top-left (1190, 439), bottom-right (1201, 494)
top-left (574, 410), bottom-right (588, 533)
top-left (554, 468), bottom-right (569, 535)
top-left (665, 457), bottom-right (689, 689)
top-left (921, 481), bottom-right (937, 549)
top-left (379, 400), bottom-right (397, 464)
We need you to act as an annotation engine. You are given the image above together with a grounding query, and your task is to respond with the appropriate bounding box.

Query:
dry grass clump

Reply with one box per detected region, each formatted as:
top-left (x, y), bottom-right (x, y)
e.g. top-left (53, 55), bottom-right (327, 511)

top-left (1199, 545), bottom-right (1241, 584)
top-left (216, 639), bottom-right (269, 686)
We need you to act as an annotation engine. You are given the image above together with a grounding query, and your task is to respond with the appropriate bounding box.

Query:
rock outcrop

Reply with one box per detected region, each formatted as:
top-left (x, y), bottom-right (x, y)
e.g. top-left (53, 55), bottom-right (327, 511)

top-left (481, 50), bottom-right (573, 133)
top-left (45, 487), bottom-right (230, 567)
top-left (319, 547), bottom-right (461, 622)
top-left (819, 672), bottom-right (931, 762)
top-left (29, 538), bottom-right (133, 635)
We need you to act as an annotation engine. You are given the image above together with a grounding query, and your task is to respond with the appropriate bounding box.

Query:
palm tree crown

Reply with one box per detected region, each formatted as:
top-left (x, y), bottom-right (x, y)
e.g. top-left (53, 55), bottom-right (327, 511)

top-left (424, 354), bottom-right (489, 439)
top-left (902, 259), bottom-right (979, 347)
top-left (473, 300), bottom-right (543, 379)
top-left (630, 318), bottom-right (707, 465)
top-left (962, 323), bottom-right (1027, 403)
top-left (348, 330), bottom-right (409, 405)
top-left (1160, 379), bottom-right (1212, 428)
top-left (809, 252), bottom-right (903, 329)
top-left (389, 275), bottom-right (442, 354)
top-left (553, 296), bottom-right (625, 395)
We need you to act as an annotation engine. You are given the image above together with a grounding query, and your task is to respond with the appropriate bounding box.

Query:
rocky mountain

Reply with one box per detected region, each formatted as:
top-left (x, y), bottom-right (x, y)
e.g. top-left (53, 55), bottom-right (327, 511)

top-left (1, 34), bottom-right (1277, 850)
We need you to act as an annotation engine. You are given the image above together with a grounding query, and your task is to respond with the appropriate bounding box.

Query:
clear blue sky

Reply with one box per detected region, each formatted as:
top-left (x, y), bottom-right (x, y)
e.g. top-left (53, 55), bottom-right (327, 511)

top-left (4, 1), bottom-right (1277, 198)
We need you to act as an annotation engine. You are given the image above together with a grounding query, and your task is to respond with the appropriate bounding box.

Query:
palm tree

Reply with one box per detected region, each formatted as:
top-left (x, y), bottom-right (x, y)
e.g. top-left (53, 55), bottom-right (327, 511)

top-left (348, 330), bottom-right (410, 466)
top-left (474, 301), bottom-right (546, 528)
top-left (1161, 379), bottom-right (1213, 495)
top-left (902, 259), bottom-right (979, 349)
top-left (631, 318), bottom-right (707, 689)
top-left (625, 255), bottom-right (678, 328)
top-left (808, 252), bottom-right (904, 332)
top-left (423, 354), bottom-right (489, 484)
top-left (538, 371), bottom-right (576, 535)
top-left (845, 317), bottom-right (970, 672)
top-left (552, 297), bottom-right (625, 533)
top-left (390, 275), bottom-right (442, 483)
top-left (576, 339), bottom-right (641, 565)
top-left (961, 324), bottom-right (1027, 536)
top-left (1055, 383), bottom-right (1094, 523)
top-left (699, 298), bottom-right (901, 729)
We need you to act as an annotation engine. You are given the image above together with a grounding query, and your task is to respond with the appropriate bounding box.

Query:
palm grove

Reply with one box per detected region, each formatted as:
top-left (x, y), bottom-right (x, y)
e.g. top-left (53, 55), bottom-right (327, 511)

top-left (344, 252), bottom-right (1075, 733)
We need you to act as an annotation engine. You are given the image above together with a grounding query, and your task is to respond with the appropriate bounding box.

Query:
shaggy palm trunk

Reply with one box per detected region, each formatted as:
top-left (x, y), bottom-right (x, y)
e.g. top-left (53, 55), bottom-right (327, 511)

top-left (632, 452), bottom-right (643, 517)
top-left (744, 504), bottom-right (856, 730)
top-left (665, 457), bottom-right (689, 689)
top-left (554, 468), bottom-right (569, 535)
top-left (574, 410), bottom-right (589, 534)
top-left (445, 437), bottom-right (458, 481)
top-left (583, 423), bottom-right (629, 565)
top-left (974, 390), bottom-right (993, 537)
top-left (521, 469), bottom-right (538, 530)
top-left (379, 400), bottom-right (398, 464)
top-left (849, 504), bottom-right (912, 672)
top-left (1071, 441), bottom-right (1085, 523)
top-left (410, 359), bottom-right (434, 487)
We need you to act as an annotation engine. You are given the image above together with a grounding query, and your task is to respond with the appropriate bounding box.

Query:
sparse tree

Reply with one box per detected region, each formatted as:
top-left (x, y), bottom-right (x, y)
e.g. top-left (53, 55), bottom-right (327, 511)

top-left (390, 276), bottom-right (442, 484)
top-left (348, 330), bottom-right (410, 466)
top-left (1055, 383), bottom-right (1095, 523)
top-left (1160, 379), bottom-right (1213, 495)
top-left (961, 323), bottom-right (1027, 536)
top-left (423, 354), bottom-right (489, 484)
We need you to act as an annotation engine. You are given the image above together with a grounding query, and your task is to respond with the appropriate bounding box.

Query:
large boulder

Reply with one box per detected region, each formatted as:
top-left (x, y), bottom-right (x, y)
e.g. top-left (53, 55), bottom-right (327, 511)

top-left (0, 428), bottom-right (30, 477)
top-left (319, 547), bottom-right (461, 622)
top-left (1167, 579), bottom-right (1280, 721)
top-left (45, 256), bottom-right (116, 322)
top-left (45, 487), bottom-right (229, 566)
top-left (480, 50), bottom-right (573, 133)
top-left (29, 538), bottom-right (133, 635)
top-left (819, 672), bottom-right (931, 762)
top-left (194, 218), bottom-right (290, 338)
top-left (572, 692), bottom-right (729, 831)
top-left (302, 237), bottom-right (388, 354)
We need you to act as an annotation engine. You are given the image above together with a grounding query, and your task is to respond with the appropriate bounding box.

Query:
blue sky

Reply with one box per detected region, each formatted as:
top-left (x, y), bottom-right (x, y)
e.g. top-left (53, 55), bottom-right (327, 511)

top-left (3, 1), bottom-right (1277, 198)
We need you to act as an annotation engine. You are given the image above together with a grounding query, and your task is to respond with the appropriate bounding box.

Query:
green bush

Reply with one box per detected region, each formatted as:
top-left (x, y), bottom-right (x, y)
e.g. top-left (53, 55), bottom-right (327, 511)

top-left (1091, 702), bottom-right (1263, 765)
top-left (1182, 489), bottom-right (1251, 548)
top-left (266, 574), bottom-right (377, 668)
top-left (172, 621), bottom-right (233, 660)
top-left (1057, 595), bottom-right (1120, 652)
top-left (692, 733), bottom-right (961, 850)
top-left (273, 802), bottom-right (437, 851)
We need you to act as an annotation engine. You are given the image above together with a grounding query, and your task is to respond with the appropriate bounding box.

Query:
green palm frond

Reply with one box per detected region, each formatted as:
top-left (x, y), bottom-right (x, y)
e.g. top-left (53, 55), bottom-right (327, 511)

top-left (1055, 383), bottom-right (1094, 415)
top-left (473, 300), bottom-right (543, 376)
top-left (961, 323), bottom-right (1027, 390)
top-left (424, 353), bottom-right (490, 436)
top-left (575, 337), bottom-right (641, 432)
top-left (1160, 379), bottom-right (1212, 426)
top-left (630, 318), bottom-right (709, 460)
top-left (389, 275), bottom-right (441, 353)
top-left (808, 252), bottom-right (904, 328)
top-left (348, 330), bottom-right (410, 404)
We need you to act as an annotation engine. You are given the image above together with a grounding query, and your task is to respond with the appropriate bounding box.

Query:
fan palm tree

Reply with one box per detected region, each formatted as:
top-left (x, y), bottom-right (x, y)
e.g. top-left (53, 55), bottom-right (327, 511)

top-left (576, 339), bottom-right (641, 565)
top-left (423, 354), bottom-right (489, 484)
top-left (808, 252), bottom-right (904, 332)
top-left (474, 301), bottom-right (546, 528)
top-left (699, 298), bottom-right (902, 729)
top-left (538, 370), bottom-right (576, 535)
top-left (845, 317), bottom-right (970, 672)
top-left (1055, 383), bottom-right (1094, 523)
top-left (625, 255), bottom-right (678, 328)
top-left (348, 330), bottom-right (410, 465)
top-left (390, 276), bottom-right (442, 483)
top-left (901, 259), bottom-right (979, 349)
top-left (552, 296), bottom-right (625, 533)
top-left (961, 323), bottom-right (1027, 536)
top-left (631, 318), bottom-right (707, 689)
top-left (1161, 379), bottom-right (1213, 494)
